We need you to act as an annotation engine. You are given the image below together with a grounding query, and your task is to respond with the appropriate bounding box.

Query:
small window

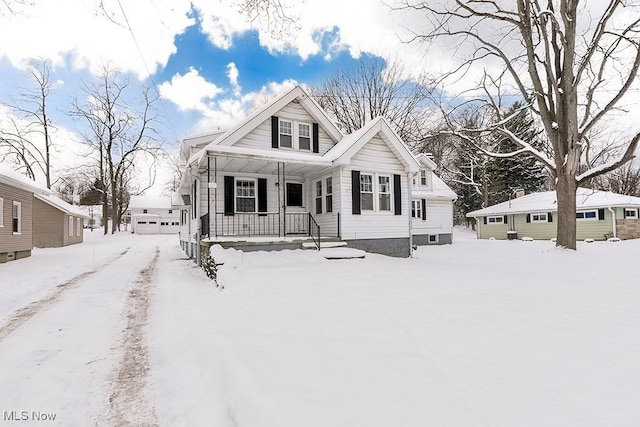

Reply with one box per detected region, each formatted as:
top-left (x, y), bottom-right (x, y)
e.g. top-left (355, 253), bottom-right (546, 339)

top-left (429, 235), bottom-right (438, 243)
top-left (76, 217), bottom-right (81, 236)
top-left (299, 123), bottom-right (311, 150)
top-left (624, 208), bottom-right (638, 219)
top-left (325, 177), bottom-right (333, 213)
top-left (236, 179), bottom-right (256, 212)
top-left (360, 174), bottom-right (374, 211)
top-left (12, 201), bottom-right (21, 233)
top-left (0, 197), bottom-right (3, 227)
top-left (143, 209), bottom-right (148, 214)
top-left (576, 210), bottom-right (597, 220)
top-left (279, 119), bottom-right (292, 148)
top-left (531, 212), bottom-right (548, 223)
top-left (487, 216), bottom-right (504, 224)
top-left (315, 180), bottom-right (322, 214)
top-left (149, 221), bottom-right (157, 224)
top-left (378, 176), bottom-right (391, 211)
top-left (286, 183), bottom-right (303, 207)
top-left (172, 222), bottom-right (179, 226)
top-left (420, 170), bottom-right (427, 186)
top-left (412, 200), bottom-right (422, 219)
top-left (68, 216), bottom-right (74, 236)
top-left (168, 209), bottom-right (173, 214)
top-left (139, 221), bottom-right (147, 224)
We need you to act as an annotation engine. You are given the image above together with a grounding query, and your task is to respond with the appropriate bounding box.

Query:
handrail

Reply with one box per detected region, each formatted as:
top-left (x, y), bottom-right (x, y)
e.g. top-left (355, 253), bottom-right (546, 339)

top-left (308, 213), bottom-right (321, 251)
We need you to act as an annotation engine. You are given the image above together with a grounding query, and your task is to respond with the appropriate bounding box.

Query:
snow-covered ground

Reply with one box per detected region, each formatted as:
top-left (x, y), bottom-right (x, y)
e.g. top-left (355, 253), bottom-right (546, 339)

top-left (1, 228), bottom-right (639, 426)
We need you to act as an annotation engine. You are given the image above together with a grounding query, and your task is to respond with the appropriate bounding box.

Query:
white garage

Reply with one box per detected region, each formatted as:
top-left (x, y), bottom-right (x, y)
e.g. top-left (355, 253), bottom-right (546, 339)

top-left (132, 214), bottom-right (160, 234)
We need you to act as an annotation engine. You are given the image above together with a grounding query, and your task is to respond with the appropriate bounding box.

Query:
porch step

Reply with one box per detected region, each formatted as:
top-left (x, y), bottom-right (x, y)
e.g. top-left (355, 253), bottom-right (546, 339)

top-left (302, 241), bottom-right (348, 249)
top-left (321, 247), bottom-right (366, 260)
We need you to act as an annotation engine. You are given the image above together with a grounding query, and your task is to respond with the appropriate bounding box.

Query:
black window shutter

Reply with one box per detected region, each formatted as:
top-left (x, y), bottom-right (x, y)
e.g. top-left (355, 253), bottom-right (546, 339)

top-left (271, 116), bottom-right (279, 148)
top-left (526, 213), bottom-right (530, 223)
top-left (224, 176), bottom-right (234, 216)
top-left (548, 212), bottom-right (553, 222)
top-left (598, 208), bottom-right (605, 220)
top-left (483, 216), bottom-right (487, 225)
top-left (503, 215), bottom-right (508, 224)
top-left (623, 208), bottom-right (627, 219)
top-left (393, 174), bottom-right (402, 216)
top-left (258, 178), bottom-right (267, 214)
top-left (351, 170), bottom-right (361, 215)
top-left (312, 123), bottom-right (319, 153)
top-left (421, 199), bottom-right (426, 221)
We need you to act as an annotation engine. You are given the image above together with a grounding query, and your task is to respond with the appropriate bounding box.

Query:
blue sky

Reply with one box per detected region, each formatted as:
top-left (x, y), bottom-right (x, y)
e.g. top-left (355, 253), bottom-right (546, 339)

top-left (0, 0), bottom-right (445, 192)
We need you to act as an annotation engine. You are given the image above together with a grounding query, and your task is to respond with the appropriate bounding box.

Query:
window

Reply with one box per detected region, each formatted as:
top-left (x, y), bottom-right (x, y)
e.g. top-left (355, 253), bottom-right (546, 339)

top-left (76, 217), bottom-right (81, 236)
top-left (576, 210), bottom-right (597, 220)
top-left (0, 198), bottom-right (3, 227)
top-left (420, 170), bottom-right (427, 186)
top-left (378, 176), bottom-right (391, 211)
top-left (531, 212), bottom-right (548, 223)
top-left (279, 119), bottom-right (292, 148)
top-left (286, 182), bottom-right (303, 207)
top-left (69, 216), bottom-right (73, 237)
top-left (143, 209), bottom-right (148, 214)
top-left (172, 222), bottom-right (179, 226)
top-left (624, 208), bottom-right (638, 219)
top-left (315, 180), bottom-right (323, 214)
top-left (325, 177), bottom-right (333, 213)
top-left (429, 235), bottom-right (438, 243)
top-left (412, 200), bottom-right (422, 219)
top-left (139, 221), bottom-right (147, 224)
top-left (149, 221), bottom-right (157, 224)
top-left (299, 123), bottom-right (311, 150)
top-left (236, 179), bottom-right (256, 212)
top-left (12, 201), bottom-right (21, 234)
top-left (168, 209), bottom-right (173, 214)
top-left (360, 174), bottom-right (374, 211)
top-left (487, 216), bottom-right (504, 224)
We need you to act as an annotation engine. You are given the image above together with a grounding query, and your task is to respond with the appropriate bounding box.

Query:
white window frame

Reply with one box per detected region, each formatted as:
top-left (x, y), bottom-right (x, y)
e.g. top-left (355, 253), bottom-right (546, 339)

top-left (286, 182), bottom-right (304, 208)
top-left (576, 210), bottom-right (598, 221)
top-left (429, 234), bottom-right (438, 243)
top-left (0, 197), bottom-right (3, 227)
top-left (531, 212), bottom-right (548, 223)
top-left (487, 215), bottom-right (504, 224)
top-left (68, 216), bottom-right (73, 237)
top-left (420, 170), bottom-right (427, 186)
top-left (12, 201), bottom-right (21, 234)
top-left (378, 175), bottom-right (392, 212)
top-left (279, 119), bottom-right (293, 148)
top-left (624, 208), bottom-right (638, 219)
top-left (412, 199), bottom-right (422, 219)
top-left (76, 217), bottom-right (81, 236)
top-left (360, 173), bottom-right (374, 211)
top-left (314, 180), bottom-right (323, 214)
top-left (298, 122), bottom-right (311, 151)
top-left (235, 178), bottom-right (257, 213)
top-left (325, 177), bottom-right (333, 213)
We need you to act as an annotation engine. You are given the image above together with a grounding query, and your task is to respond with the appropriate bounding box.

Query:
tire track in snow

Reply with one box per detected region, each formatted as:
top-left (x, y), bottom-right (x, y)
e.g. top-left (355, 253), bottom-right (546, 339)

top-left (105, 247), bottom-right (159, 426)
top-left (0, 248), bottom-right (131, 343)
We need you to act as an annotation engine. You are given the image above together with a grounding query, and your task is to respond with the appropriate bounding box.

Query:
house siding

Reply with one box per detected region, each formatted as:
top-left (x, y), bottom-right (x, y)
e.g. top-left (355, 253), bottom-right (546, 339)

top-left (412, 198), bottom-right (453, 240)
top-left (307, 168), bottom-right (341, 238)
top-left (33, 198), bottom-right (64, 247)
top-left (0, 182), bottom-right (33, 258)
top-left (130, 208), bottom-right (179, 234)
top-left (234, 102), bottom-right (335, 154)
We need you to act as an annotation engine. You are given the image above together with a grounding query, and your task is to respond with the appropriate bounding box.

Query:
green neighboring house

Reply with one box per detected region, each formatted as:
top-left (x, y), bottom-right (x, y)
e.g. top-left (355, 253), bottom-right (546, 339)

top-left (466, 188), bottom-right (640, 241)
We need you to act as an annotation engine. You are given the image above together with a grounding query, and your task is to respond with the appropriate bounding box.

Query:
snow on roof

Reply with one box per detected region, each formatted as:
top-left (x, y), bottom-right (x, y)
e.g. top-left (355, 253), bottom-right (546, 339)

top-left (467, 188), bottom-right (640, 217)
top-left (0, 164), bottom-right (49, 194)
top-left (35, 193), bottom-right (89, 218)
top-left (128, 195), bottom-right (172, 210)
top-left (203, 144), bottom-right (333, 166)
top-left (413, 174), bottom-right (457, 200)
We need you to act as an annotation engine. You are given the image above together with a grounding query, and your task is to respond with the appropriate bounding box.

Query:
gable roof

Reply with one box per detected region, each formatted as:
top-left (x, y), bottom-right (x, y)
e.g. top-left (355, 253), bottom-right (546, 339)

top-left (0, 164), bottom-right (49, 194)
top-left (326, 116), bottom-right (421, 172)
top-left (35, 193), bottom-right (89, 218)
top-left (467, 188), bottom-right (640, 217)
top-left (129, 195), bottom-right (172, 210)
top-left (415, 153), bottom-right (438, 170)
top-left (188, 86), bottom-right (344, 166)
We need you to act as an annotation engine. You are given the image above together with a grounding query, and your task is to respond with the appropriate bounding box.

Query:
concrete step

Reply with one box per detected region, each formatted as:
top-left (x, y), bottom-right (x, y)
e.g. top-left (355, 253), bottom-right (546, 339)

top-left (302, 241), bottom-right (348, 249)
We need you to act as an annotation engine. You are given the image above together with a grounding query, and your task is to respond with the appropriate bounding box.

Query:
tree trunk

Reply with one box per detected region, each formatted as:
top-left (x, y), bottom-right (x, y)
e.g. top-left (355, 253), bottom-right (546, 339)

top-left (555, 174), bottom-right (577, 249)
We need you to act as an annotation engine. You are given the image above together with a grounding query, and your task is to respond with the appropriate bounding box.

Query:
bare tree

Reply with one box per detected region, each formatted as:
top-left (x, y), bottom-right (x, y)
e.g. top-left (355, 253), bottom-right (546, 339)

top-left (71, 66), bottom-right (161, 234)
top-left (0, 60), bottom-right (56, 188)
top-left (311, 56), bottom-right (434, 145)
top-left (398, 0), bottom-right (640, 249)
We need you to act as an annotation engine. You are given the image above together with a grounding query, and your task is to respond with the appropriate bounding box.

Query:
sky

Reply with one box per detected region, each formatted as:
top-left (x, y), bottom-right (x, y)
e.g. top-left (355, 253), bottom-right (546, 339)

top-left (0, 0), bottom-right (441, 195)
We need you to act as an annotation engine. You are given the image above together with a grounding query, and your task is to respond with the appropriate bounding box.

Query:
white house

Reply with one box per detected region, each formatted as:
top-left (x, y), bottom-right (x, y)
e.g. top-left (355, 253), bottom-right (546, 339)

top-left (175, 85), bottom-right (456, 257)
top-left (128, 196), bottom-right (179, 234)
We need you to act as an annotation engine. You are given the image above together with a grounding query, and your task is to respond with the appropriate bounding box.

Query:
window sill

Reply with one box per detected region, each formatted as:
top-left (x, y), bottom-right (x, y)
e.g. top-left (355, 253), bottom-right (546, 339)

top-left (12, 232), bottom-right (21, 235)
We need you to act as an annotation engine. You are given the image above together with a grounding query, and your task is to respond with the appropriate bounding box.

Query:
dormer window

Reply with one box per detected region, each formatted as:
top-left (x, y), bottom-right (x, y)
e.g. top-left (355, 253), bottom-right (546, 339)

top-left (279, 120), bottom-right (292, 148)
top-left (298, 123), bottom-right (311, 150)
top-left (420, 170), bottom-right (427, 186)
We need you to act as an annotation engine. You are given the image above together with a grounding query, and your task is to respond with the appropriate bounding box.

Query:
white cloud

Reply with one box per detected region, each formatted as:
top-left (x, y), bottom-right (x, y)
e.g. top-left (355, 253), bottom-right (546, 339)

top-left (226, 62), bottom-right (240, 95)
top-left (159, 68), bottom-right (223, 112)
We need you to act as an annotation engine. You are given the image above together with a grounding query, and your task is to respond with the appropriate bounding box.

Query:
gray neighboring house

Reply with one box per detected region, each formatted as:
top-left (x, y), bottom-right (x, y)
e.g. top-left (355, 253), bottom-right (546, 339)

top-left (467, 188), bottom-right (640, 241)
top-left (33, 193), bottom-right (88, 248)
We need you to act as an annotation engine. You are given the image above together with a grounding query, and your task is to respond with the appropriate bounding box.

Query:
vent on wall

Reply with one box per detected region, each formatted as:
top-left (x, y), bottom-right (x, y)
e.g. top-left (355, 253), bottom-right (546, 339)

top-left (6, 252), bottom-right (16, 261)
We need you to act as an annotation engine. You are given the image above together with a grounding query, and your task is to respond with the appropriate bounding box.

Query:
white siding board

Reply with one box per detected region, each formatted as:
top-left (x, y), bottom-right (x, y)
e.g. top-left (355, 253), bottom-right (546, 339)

top-left (350, 136), bottom-right (404, 172)
top-left (412, 199), bottom-right (453, 235)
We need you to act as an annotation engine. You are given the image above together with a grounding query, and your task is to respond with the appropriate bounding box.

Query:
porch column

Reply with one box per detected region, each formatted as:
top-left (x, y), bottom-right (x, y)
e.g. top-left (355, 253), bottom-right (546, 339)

top-left (277, 162), bottom-right (286, 237)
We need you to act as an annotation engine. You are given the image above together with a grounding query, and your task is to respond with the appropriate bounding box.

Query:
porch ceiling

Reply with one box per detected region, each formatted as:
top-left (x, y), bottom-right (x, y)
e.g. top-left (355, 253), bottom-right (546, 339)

top-left (203, 155), bottom-right (333, 178)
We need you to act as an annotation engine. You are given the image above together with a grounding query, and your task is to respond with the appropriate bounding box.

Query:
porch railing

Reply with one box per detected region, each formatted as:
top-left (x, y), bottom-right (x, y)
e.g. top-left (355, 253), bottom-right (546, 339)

top-left (213, 212), bottom-right (309, 237)
top-left (308, 213), bottom-right (321, 250)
